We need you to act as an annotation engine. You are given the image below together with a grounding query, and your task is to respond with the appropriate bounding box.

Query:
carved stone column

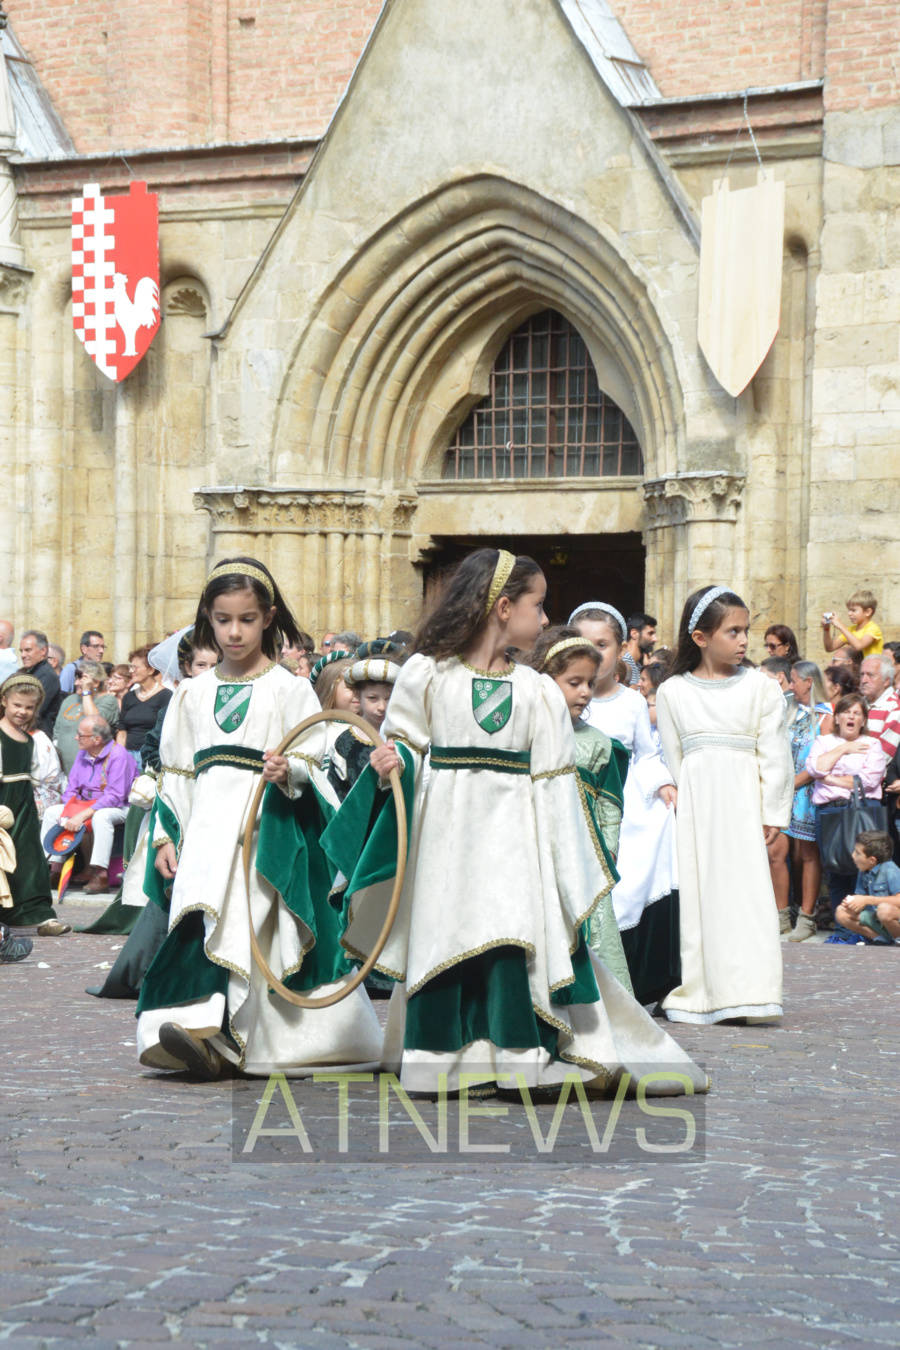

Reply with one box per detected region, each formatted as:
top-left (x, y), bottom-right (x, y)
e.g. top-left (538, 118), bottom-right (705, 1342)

top-left (193, 486), bottom-right (420, 638)
top-left (641, 471), bottom-right (745, 640)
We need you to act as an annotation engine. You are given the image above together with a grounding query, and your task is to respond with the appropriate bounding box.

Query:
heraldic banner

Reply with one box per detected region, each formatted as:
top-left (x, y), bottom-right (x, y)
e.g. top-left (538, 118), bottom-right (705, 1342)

top-left (71, 180), bottom-right (161, 383)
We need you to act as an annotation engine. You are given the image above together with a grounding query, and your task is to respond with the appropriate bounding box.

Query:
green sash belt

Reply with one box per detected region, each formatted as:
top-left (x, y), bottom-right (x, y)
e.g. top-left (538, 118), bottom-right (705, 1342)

top-left (193, 745), bottom-right (265, 776)
top-left (430, 746), bottom-right (531, 774)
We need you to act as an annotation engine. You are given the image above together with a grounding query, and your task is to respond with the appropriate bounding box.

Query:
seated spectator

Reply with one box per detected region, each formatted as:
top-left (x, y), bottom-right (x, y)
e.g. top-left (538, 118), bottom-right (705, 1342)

top-left (0, 619), bottom-right (16, 682)
top-left (18, 630), bottom-right (62, 736)
top-left (42, 715), bottom-right (137, 894)
top-left (60, 631), bottom-right (106, 694)
top-left (48, 643), bottom-right (65, 674)
top-left (763, 624), bottom-right (800, 664)
top-left (834, 831), bottom-right (900, 944)
top-left (806, 693), bottom-right (888, 935)
top-left (53, 660), bottom-right (120, 776)
top-left (859, 654), bottom-right (900, 757)
top-left (822, 589), bottom-right (883, 658)
top-left (105, 664), bottom-right (132, 709)
top-left (116, 646), bottom-right (172, 767)
top-left (823, 663), bottom-right (857, 705)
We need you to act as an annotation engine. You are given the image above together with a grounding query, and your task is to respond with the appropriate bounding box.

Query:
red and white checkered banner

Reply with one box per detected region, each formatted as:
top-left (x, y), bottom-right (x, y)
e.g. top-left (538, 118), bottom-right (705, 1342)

top-left (71, 181), bottom-right (161, 382)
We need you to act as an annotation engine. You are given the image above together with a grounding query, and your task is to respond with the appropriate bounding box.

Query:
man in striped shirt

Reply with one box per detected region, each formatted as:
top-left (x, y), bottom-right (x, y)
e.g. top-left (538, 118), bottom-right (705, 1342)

top-left (860, 655), bottom-right (900, 757)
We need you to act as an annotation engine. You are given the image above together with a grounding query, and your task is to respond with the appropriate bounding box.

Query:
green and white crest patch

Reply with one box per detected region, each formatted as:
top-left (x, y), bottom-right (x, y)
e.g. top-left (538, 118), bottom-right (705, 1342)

top-left (214, 683), bottom-right (252, 733)
top-left (471, 677), bottom-right (512, 735)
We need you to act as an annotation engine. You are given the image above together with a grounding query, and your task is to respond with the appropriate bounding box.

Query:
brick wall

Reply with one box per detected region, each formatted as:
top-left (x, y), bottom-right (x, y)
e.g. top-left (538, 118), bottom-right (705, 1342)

top-left (609, 0), bottom-right (827, 95)
top-left (823, 0), bottom-right (899, 112)
top-left (5, 0), bottom-right (382, 153)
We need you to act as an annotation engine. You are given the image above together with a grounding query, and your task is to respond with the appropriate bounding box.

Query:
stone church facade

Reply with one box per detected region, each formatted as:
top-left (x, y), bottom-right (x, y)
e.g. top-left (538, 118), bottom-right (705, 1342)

top-left (1, 0), bottom-right (897, 655)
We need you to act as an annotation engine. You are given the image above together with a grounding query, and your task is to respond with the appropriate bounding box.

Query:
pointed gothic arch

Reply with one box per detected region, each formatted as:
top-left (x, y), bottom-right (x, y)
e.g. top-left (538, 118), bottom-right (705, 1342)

top-left (269, 175), bottom-right (687, 486)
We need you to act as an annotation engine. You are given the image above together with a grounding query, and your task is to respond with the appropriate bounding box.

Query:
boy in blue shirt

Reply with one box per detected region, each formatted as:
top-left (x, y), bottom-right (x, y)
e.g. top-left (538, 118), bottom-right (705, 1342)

top-left (834, 831), bottom-right (900, 943)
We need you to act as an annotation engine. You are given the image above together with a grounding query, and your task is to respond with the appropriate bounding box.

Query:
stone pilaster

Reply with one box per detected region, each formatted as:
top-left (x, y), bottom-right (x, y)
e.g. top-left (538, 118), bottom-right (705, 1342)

top-left (193, 486), bottom-right (420, 638)
top-left (642, 471), bottom-right (745, 638)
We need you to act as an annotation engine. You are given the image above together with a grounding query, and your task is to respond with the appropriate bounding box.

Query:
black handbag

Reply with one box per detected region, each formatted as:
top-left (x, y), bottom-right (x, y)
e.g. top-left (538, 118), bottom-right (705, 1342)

top-left (817, 776), bottom-right (888, 872)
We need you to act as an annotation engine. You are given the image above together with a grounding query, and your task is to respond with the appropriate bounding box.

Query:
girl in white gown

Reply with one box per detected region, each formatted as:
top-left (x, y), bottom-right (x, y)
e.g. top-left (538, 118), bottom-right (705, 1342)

top-left (656, 586), bottom-right (794, 1025)
top-left (570, 603), bottom-right (681, 1007)
top-left (325, 549), bottom-right (708, 1097)
top-left (136, 557), bottom-right (382, 1078)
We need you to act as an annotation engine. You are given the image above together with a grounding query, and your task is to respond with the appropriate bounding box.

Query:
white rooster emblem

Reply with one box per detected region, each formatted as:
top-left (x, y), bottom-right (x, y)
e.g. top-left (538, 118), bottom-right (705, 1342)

top-left (112, 272), bottom-right (160, 357)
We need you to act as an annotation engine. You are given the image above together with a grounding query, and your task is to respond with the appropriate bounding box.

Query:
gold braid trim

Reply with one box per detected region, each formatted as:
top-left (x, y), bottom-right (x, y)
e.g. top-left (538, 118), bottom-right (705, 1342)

top-left (458, 656), bottom-right (514, 677)
top-left (393, 733), bottom-right (428, 757)
top-left (483, 548), bottom-right (516, 617)
top-left (406, 938), bottom-right (535, 998)
top-left (213, 661), bottom-right (276, 684)
top-left (432, 753), bottom-right (530, 773)
top-left (531, 763), bottom-right (576, 782)
top-left (285, 749), bottom-right (319, 767)
top-left (197, 753), bottom-right (263, 772)
top-left (159, 762), bottom-right (195, 778)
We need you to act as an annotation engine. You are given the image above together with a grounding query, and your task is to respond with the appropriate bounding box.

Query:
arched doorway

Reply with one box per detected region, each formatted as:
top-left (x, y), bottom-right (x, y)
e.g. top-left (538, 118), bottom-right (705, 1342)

top-left (422, 309), bottom-right (646, 622)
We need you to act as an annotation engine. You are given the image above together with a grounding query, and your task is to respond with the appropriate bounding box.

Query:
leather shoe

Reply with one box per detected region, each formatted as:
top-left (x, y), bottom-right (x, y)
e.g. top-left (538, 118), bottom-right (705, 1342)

top-left (158, 1023), bottom-right (224, 1079)
top-left (36, 918), bottom-right (71, 936)
top-left (84, 866), bottom-right (110, 894)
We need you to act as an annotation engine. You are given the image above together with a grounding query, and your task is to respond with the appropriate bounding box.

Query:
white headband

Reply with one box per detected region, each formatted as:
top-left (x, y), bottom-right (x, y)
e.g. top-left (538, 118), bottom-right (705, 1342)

top-left (687, 586), bottom-right (732, 634)
top-left (567, 601), bottom-right (628, 643)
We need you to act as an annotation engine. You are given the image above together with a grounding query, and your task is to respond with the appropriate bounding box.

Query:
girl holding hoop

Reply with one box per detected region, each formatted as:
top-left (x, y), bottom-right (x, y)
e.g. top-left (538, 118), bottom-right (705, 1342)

top-left (326, 548), bottom-right (706, 1097)
top-left (136, 558), bottom-right (382, 1078)
top-left (656, 585), bottom-right (794, 1024)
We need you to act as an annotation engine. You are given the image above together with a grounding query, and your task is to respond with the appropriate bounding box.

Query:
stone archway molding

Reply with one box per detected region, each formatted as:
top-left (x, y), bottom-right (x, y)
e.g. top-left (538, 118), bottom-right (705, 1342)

top-left (270, 174), bottom-right (689, 489)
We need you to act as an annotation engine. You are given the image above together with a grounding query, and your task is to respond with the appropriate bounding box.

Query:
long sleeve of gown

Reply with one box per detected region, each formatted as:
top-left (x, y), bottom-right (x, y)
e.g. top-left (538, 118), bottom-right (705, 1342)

top-left (152, 682), bottom-right (195, 850)
top-left (281, 675), bottom-right (329, 798)
top-left (381, 654), bottom-right (434, 774)
top-left (756, 675), bottom-right (794, 827)
top-left (655, 683), bottom-right (683, 784)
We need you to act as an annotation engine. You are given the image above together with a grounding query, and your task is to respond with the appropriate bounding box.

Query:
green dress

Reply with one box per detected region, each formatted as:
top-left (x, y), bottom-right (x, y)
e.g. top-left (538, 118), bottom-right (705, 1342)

top-left (0, 727), bottom-right (56, 926)
top-left (573, 721), bottom-right (633, 993)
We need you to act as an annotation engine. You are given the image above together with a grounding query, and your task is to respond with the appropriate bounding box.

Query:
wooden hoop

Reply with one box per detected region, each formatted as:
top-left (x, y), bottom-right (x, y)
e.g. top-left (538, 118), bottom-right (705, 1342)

top-left (240, 708), bottom-right (407, 1009)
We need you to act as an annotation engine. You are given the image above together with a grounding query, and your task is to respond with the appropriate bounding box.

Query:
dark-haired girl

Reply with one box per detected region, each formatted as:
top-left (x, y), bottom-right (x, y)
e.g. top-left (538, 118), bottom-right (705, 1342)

top-left (325, 548), bottom-right (706, 1096)
top-left (656, 586), bottom-right (794, 1025)
top-left (136, 557), bottom-right (382, 1078)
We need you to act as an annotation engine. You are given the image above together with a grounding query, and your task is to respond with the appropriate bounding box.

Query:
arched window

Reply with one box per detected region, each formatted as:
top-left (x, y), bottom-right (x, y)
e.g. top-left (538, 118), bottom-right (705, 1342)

top-left (443, 310), bottom-right (642, 480)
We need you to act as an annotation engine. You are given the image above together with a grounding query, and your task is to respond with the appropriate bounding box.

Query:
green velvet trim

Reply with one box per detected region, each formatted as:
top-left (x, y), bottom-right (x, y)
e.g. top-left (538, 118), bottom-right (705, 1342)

top-left (577, 766), bottom-right (620, 881)
top-left (430, 745), bottom-right (531, 774)
top-left (123, 801), bottom-right (144, 863)
top-left (77, 891), bottom-right (141, 936)
top-left (137, 910), bottom-right (228, 1014)
top-left (619, 889), bottom-right (682, 1007)
top-left (549, 930), bottom-right (602, 1006)
top-left (321, 744), bottom-right (415, 898)
top-left (255, 782), bottom-right (354, 990)
top-left (142, 796), bottom-right (179, 914)
top-left (404, 946), bottom-right (559, 1057)
top-left (194, 745), bottom-right (265, 775)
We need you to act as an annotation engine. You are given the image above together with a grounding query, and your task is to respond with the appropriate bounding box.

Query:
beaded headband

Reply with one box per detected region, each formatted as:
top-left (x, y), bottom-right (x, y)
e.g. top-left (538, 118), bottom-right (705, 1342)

top-left (0, 672), bottom-right (44, 700)
top-left (567, 601), bottom-right (628, 643)
top-left (687, 585), bottom-right (733, 634)
top-left (484, 549), bottom-right (516, 618)
top-left (309, 650), bottom-right (353, 687)
top-left (542, 637), bottom-right (598, 668)
top-left (205, 562), bottom-right (275, 602)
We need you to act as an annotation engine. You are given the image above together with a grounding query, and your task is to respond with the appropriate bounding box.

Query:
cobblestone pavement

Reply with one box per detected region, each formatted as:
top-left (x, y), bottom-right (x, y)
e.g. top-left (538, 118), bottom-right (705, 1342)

top-left (2, 897), bottom-right (898, 1349)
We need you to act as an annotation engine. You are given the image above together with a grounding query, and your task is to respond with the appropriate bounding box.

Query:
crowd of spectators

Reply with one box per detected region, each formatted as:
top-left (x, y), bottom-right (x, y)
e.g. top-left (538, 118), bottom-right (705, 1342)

top-left (2, 586), bottom-right (898, 962)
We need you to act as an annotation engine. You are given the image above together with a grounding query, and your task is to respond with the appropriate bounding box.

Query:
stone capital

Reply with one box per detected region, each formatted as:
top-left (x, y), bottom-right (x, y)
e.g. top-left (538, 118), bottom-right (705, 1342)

top-left (641, 471), bottom-right (745, 528)
top-left (193, 485), bottom-right (418, 535)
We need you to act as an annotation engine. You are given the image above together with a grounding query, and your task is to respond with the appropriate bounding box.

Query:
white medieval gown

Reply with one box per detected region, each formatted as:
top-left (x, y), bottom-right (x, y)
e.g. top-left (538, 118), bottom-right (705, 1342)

top-left (136, 663), bottom-right (382, 1075)
top-left (328, 654), bottom-right (708, 1096)
top-left (656, 667), bottom-right (793, 1024)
